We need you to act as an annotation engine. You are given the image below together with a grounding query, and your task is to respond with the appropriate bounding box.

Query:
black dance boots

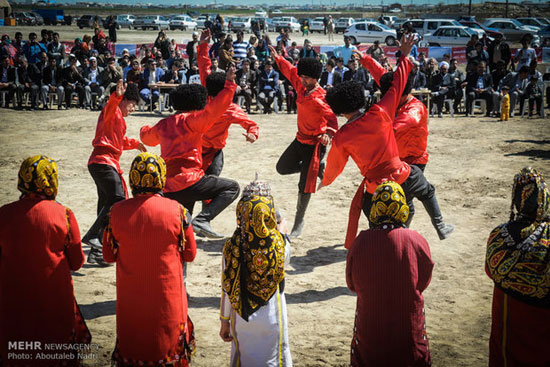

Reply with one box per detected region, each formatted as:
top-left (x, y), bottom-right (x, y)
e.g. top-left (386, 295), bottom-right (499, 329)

top-left (422, 195), bottom-right (454, 240)
top-left (290, 192), bottom-right (311, 238)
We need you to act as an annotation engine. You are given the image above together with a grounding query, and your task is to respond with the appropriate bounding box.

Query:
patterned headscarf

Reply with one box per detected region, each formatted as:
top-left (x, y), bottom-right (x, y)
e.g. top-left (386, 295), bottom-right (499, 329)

top-left (17, 155), bottom-right (58, 199)
top-left (486, 167), bottom-right (550, 308)
top-left (129, 153), bottom-right (166, 196)
top-left (222, 179), bottom-right (286, 321)
top-left (369, 181), bottom-right (409, 228)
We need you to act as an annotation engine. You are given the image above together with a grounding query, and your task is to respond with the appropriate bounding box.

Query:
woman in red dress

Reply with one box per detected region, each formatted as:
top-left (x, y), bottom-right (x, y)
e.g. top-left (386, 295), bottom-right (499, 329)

top-left (103, 152), bottom-right (197, 367)
top-left (486, 167), bottom-right (550, 366)
top-left (0, 155), bottom-right (91, 366)
top-left (346, 181), bottom-right (433, 367)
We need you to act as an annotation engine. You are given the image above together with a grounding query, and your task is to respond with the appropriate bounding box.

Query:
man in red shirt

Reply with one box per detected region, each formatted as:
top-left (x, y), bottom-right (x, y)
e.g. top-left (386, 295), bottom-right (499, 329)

top-left (196, 32), bottom-right (259, 177)
top-left (352, 49), bottom-right (453, 240)
top-left (320, 34), bottom-right (453, 248)
top-left (140, 33), bottom-right (239, 239)
top-left (269, 44), bottom-right (338, 238)
top-left (83, 80), bottom-right (146, 265)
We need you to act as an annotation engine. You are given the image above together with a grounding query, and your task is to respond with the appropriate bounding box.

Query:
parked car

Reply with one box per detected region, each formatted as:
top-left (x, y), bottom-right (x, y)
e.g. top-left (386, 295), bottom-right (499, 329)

top-left (516, 17), bottom-right (546, 30)
top-left (458, 20), bottom-right (503, 38)
top-left (15, 12), bottom-right (35, 25)
top-left (275, 16), bottom-right (300, 32)
top-left (403, 18), bottom-right (462, 37)
top-left (133, 15), bottom-right (170, 30)
top-left (344, 21), bottom-right (397, 46)
top-left (29, 12), bottom-right (44, 25)
top-left (169, 15), bottom-right (197, 31)
top-left (423, 26), bottom-right (477, 46)
top-left (335, 17), bottom-right (355, 33)
top-left (392, 18), bottom-right (410, 29)
top-left (379, 15), bottom-right (397, 27)
top-left (483, 18), bottom-right (540, 43)
top-left (115, 14), bottom-right (135, 29)
top-left (310, 17), bottom-right (326, 32)
top-left (77, 15), bottom-right (102, 29)
top-left (537, 25), bottom-right (550, 46)
top-left (230, 17), bottom-right (252, 33)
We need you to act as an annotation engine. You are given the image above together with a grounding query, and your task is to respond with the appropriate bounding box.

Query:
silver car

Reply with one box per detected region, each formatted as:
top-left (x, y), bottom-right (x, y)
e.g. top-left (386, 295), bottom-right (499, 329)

top-left (483, 18), bottom-right (539, 43)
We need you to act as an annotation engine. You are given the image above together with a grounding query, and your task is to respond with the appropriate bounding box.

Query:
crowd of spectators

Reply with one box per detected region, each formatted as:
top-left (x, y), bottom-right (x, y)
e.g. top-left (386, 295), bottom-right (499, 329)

top-left (0, 26), bottom-right (548, 117)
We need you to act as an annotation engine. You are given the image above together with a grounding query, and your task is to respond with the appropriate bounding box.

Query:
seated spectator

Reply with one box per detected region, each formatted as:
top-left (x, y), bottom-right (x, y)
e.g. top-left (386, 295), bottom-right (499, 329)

top-left (320, 59), bottom-right (342, 90)
top-left (0, 54), bottom-right (17, 107)
top-left (258, 60), bottom-right (279, 113)
top-left (523, 76), bottom-right (543, 116)
top-left (334, 57), bottom-right (348, 76)
top-left (235, 58), bottom-right (257, 114)
top-left (299, 39), bottom-right (317, 59)
top-left (528, 59), bottom-right (542, 81)
top-left (62, 54), bottom-right (87, 108)
top-left (186, 61), bottom-right (200, 83)
top-left (465, 61), bottom-right (495, 117)
top-left (140, 59), bottom-right (165, 110)
top-left (210, 58), bottom-right (224, 73)
top-left (468, 43), bottom-right (489, 67)
top-left (497, 65), bottom-right (529, 117)
top-left (255, 37), bottom-right (270, 62)
top-left (126, 58), bottom-right (141, 84)
top-left (35, 51), bottom-right (49, 75)
top-left (83, 56), bottom-right (105, 109)
top-left (424, 58), bottom-right (438, 95)
top-left (100, 57), bottom-right (122, 101)
top-left (1, 34), bottom-right (18, 66)
top-left (491, 60), bottom-right (508, 91)
top-left (233, 31), bottom-right (250, 61)
top-left (417, 51), bottom-right (427, 70)
top-left (15, 55), bottom-right (41, 110)
top-left (287, 41), bottom-right (300, 60)
top-left (333, 36), bottom-right (357, 64)
top-left (41, 56), bottom-right (64, 110)
top-left (70, 38), bottom-right (88, 66)
top-left (163, 60), bottom-right (186, 85)
top-left (411, 60), bottom-right (427, 90)
top-left (366, 40), bottom-right (385, 63)
top-left (431, 61), bottom-right (456, 117)
top-left (449, 58), bottom-right (465, 112)
top-left (343, 58), bottom-right (369, 94)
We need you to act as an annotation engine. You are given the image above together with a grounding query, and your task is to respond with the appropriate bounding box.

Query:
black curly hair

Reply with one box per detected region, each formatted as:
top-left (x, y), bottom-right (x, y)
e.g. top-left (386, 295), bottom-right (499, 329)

top-left (297, 57), bottom-right (322, 80)
top-left (123, 83), bottom-right (140, 104)
top-left (205, 71), bottom-right (226, 97)
top-left (170, 84), bottom-right (208, 112)
top-left (379, 71), bottom-right (414, 98)
top-left (325, 81), bottom-right (365, 115)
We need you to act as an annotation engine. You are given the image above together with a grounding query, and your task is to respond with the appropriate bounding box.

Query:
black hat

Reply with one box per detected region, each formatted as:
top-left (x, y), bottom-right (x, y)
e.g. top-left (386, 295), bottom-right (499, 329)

top-left (297, 57), bottom-right (322, 80)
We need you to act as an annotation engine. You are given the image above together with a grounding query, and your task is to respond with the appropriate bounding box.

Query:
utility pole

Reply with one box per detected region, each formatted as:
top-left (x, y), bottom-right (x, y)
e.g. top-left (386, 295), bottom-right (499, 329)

top-left (468, 0), bottom-right (472, 15)
top-left (505, 0), bottom-right (509, 17)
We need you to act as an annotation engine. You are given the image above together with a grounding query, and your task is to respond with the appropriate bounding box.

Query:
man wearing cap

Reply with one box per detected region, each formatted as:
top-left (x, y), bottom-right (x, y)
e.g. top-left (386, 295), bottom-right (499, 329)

top-left (83, 56), bottom-right (105, 109)
top-left (139, 59), bottom-right (165, 111)
top-left (333, 36), bottom-right (357, 65)
top-left (269, 44), bottom-right (338, 238)
top-left (430, 61), bottom-right (456, 118)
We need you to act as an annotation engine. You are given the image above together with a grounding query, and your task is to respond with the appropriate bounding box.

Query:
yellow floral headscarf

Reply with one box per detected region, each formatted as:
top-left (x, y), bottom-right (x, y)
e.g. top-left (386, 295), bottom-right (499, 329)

top-left (369, 181), bottom-right (409, 227)
top-left (129, 153), bottom-right (167, 195)
top-left (17, 155), bottom-right (58, 199)
top-left (222, 192), bottom-right (285, 321)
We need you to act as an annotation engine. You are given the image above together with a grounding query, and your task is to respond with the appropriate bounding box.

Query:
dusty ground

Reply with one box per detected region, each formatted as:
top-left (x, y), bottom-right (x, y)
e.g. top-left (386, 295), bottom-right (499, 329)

top-left (0, 103), bottom-right (549, 366)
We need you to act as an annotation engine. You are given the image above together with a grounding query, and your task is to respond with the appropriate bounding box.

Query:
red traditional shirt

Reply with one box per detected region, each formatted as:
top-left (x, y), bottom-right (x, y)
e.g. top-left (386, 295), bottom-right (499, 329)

top-left (360, 54), bottom-right (429, 165)
top-left (103, 194), bottom-right (196, 365)
top-left (140, 80), bottom-right (237, 193)
top-left (88, 93), bottom-right (140, 174)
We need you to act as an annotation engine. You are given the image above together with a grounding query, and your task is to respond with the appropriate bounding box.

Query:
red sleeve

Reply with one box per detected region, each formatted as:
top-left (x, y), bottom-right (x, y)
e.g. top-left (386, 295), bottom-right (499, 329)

top-left (123, 136), bottom-right (140, 150)
top-left (64, 208), bottom-right (84, 271)
top-left (359, 54), bottom-right (387, 85)
top-left (179, 205), bottom-right (196, 262)
top-left (229, 104), bottom-right (259, 138)
top-left (102, 209), bottom-right (117, 263)
top-left (103, 92), bottom-right (123, 127)
top-left (186, 80), bottom-right (237, 134)
top-left (197, 42), bottom-right (211, 88)
top-left (319, 98), bottom-right (338, 135)
top-left (345, 245), bottom-right (356, 292)
top-left (322, 138), bottom-right (349, 186)
top-left (140, 123), bottom-right (161, 147)
top-left (413, 231), bottom-right (434, 293)
top-left (377, 56), bottom-right (412, 121)
top-left (274, 55), bottom-right (304, 94)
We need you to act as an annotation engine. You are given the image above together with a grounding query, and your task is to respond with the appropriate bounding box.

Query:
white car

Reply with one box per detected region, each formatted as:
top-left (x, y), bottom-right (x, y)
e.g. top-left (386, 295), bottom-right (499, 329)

top-left (275, 17), bottom-right (300, 32)
top-left (310, 17), bottom-right (326, 32)
top-left (196, 15), bottom-right (208, 29)
top-left (423, 26), bottom-right (478, 47)
top-left (344, 21), bottom-right (397, 46)
top-left (169, 15), bottom-right (197, 31)
top-left (116, 14), bottom-right (135, 29)
top-left (230, 17), bottom-right (252, 33)
top-left (134, 15), bottom-right (170, 31)
top-left (335, 17), bottom-right (355, 33)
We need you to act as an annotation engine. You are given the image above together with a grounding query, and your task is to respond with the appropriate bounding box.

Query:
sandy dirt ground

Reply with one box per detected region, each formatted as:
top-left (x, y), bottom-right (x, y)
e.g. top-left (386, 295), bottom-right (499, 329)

top-left (1, 25), bottom-right (549, 367)
top-left (1, 103), bottom-right (549, 366)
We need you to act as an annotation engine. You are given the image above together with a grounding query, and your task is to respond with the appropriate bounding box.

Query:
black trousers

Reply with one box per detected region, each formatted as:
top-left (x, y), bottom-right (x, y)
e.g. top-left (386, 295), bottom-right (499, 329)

top-left (276, 138), bottom-right (326, 194)
top-left (466, 90), bottom-right (494, 115)
top-left (16, 84), bottom-right (40, 107)
top-left (362, 165), bottom-right (435, 223)
top-left (84, 163), bottom-right (126, 241)
top-left (64, 84), bottom-right (85, 107)
top-left (204, 149), bottom-right (224, 177)
top-left (164, 174), bottom-right (240, 217)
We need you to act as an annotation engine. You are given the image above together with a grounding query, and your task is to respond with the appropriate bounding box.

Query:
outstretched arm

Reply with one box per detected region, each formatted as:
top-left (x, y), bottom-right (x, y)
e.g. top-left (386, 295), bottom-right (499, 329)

top-left (197, 29), bottom-right (212, 88)
top-left (269, 45), bottom-right (303, 93)
top-left (354, 49), bottom-right (387, 85)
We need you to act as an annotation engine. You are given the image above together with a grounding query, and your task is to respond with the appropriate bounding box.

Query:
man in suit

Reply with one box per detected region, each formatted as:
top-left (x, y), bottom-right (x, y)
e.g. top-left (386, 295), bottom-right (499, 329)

top-left (235, 58), bottom-right (257, 114)
top-left (62, 54), bottom-right (86, 108)
top-left (320, 59), bottom-right (342, 90)
top-left (497, 66), bottom-right (529, 117)
top-left (82, 56), bottom-right (105, 109)
top-left (47, 32), bottom-right (65, 66)
top-left (449, 58), bottom-right (465, 112)
top-left (257, 60), bottom-right (279, 113)
top-left (465, 61), bottom-right (495, 117)
top-left (0, 55), bottom-right (17, 107)
top-left (15, 55), bottom-right (41, 110)
top-left (140, 58), bottom-right (165, 110)
top-left (41, 56), bottom-right (64, 110)
top-left (431, 61), bottom-right (456, 117)
top-left (411, 60), bottom-right (427, 90)
top-left (343, 58), bottom-right (369, 94)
